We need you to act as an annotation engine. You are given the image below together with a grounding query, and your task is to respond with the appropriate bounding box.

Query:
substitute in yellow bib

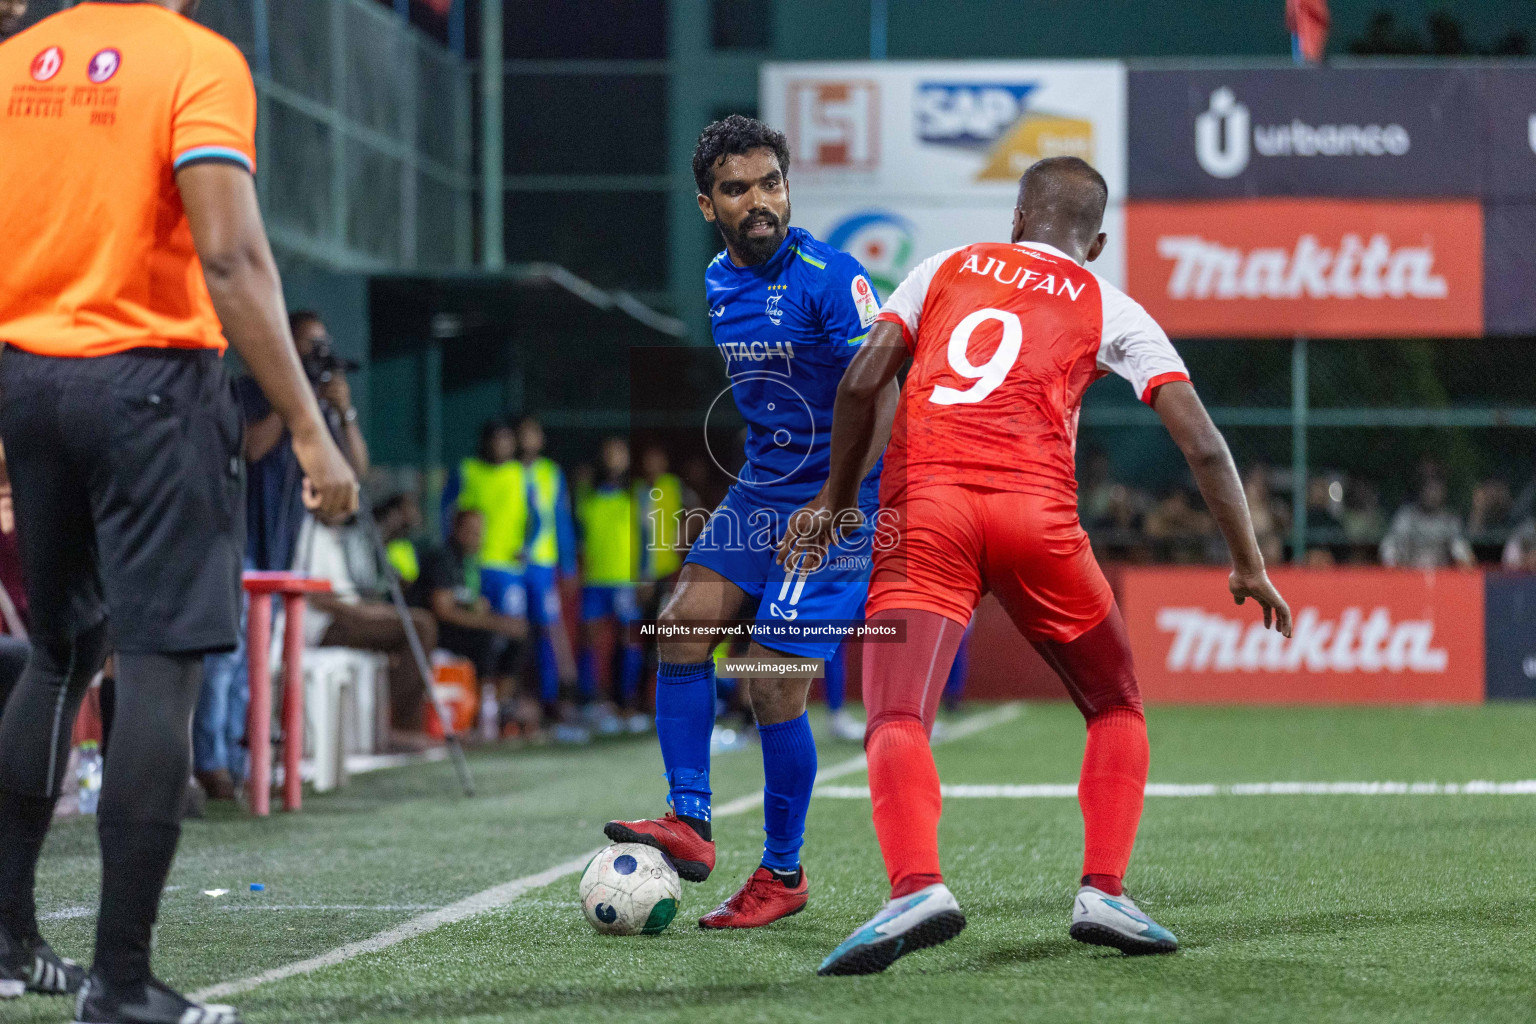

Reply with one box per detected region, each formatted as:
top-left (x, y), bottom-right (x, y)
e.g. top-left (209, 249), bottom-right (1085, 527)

top-left (578, 437), bottom-right (647, 726)
top-left (451, 419), bottom-right (531, 619)
top-left (516, 417), bottom-right (579, 714)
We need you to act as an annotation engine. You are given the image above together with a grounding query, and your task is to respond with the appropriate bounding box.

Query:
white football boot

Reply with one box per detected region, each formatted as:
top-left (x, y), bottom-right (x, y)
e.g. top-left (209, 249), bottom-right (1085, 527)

top-left (819, 883), bottom-right (966, 976)
top-left (1069, 885), bottom-right (1178, 954)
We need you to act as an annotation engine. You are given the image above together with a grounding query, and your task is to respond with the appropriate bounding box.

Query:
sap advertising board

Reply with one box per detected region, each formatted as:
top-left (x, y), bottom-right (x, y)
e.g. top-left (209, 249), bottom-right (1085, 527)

top-left (760, 62), bottom-right (1128, 289)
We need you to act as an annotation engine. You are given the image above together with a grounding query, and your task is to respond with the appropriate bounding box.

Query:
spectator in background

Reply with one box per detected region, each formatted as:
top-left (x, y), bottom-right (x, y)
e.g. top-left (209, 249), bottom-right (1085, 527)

top-left (194, 309), bottom-right (369, 800)
top-left (1380, 463), bottom-right (1474, 569)
top-left (1502, 519), bottom-right (1536, 571)
top-left (410, 508), bottom-right (527, 732)
top-left (1243, 464), bottom-right (1287, 566)
top-left (577, 437), bottom-right (648, 735)
top-left (1078, 446), bottom-right (1143, 533)
top-left (517, 416), bottom-right (579, 722)
top-left (377, 491), bottom-right (424, 588)
top-left (0, 0), bottom-right (27, 41)
top-left (1143, 486), bottom-right (1218, 563)
top-left (243, 310), bottom-right (369, 572)
top-left (1340, 478), bottom-right (1386, 564)
top-left (1468, 478), bottom-right (1513, 535)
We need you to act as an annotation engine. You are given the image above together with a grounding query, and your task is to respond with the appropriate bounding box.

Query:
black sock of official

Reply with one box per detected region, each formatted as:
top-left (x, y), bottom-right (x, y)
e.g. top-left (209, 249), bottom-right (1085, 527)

top-left (678, 814), bottom-right (711, 842)
top-left (93, 820), bottom-right (181, 987)
top-left (768, 866), bottom-right (802, 888)
top-left (0, 787), bottom-right (55, 942)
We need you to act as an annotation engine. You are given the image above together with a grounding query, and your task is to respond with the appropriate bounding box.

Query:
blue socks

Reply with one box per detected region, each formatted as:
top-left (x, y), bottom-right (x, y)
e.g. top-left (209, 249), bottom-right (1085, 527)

top-left (538, 631), bottom-right (561, 704)
top-left (617, 644), bottom-right (644, 707)
top-left (577, 646), bottom-right (598, 703)
top-left (656, 660), bottom-right (715, 823)
top-left (759, 712), bottom-right (817, 872)
top-left (823, 645), bottom-right (846, 712)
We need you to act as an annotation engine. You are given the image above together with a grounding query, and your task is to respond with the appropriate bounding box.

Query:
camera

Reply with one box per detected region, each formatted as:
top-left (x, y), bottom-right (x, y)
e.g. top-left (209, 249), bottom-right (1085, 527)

top-left (301, 337), bottom-right (360, 387)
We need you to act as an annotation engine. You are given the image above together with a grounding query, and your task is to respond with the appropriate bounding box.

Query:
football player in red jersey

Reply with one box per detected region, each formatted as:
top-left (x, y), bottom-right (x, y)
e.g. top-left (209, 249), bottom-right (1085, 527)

top-left (782, 157), bottom-right (1291, 976)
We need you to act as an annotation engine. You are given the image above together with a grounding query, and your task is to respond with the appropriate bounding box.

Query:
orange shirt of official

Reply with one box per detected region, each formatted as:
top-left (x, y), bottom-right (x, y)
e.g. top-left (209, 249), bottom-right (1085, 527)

top-left (0, 2), bottom-right (257, 357)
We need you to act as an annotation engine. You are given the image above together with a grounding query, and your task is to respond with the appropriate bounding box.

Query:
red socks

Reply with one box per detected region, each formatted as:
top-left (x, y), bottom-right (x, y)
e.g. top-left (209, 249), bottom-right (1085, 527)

top-left (867, 720), bottom-right (944, 899)
top-left (1078, 706), bottom-right (1149, 888)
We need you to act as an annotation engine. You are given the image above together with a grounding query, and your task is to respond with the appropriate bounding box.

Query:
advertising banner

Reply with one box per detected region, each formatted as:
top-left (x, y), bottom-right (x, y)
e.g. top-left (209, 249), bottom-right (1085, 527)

top-left (1125, 199), bottom-right (1484, 338)
top-left (1127, 68), bottom-right (1483, 199)
top-left (762, 61), bottom-right (1126, 200)
top-left (1483, 572), bottom-right (1536, 700)
top-left (1120, 567), bottom-right (1485, 704)
top-left (1483, 203), bottom-right (1536, 336)
top-left (1483, 69), bottom-right (1536, 203)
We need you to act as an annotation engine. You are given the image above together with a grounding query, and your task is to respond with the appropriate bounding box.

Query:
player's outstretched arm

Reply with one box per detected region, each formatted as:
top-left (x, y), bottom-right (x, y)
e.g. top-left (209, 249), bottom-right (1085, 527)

top-left (1152, 380), bottom-right (1293, 637)
top-left (178, 162), bottom-right (358, 524)
top-left (776, 321), bottom-right (906, 570)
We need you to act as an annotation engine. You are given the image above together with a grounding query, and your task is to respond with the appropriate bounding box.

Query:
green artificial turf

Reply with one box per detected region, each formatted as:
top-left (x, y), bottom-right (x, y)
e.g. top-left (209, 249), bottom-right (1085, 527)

top-left (14, 703), bottom-right (1536, 1024)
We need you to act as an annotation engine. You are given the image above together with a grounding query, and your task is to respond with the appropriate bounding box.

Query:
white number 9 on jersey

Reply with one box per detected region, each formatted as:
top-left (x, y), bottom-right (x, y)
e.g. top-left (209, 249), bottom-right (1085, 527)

top-left (928, 308), bottom-right (1023, 406)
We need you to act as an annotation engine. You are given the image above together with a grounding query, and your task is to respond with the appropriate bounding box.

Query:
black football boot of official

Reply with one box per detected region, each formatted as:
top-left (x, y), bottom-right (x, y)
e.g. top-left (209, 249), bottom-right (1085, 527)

top-left (73, 973), bottom-right (243, 1024)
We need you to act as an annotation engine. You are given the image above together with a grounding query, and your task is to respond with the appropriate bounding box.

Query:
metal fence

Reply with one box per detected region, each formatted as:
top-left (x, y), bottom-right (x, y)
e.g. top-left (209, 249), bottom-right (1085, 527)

top-left (22, 0), bottom-right (473, 272)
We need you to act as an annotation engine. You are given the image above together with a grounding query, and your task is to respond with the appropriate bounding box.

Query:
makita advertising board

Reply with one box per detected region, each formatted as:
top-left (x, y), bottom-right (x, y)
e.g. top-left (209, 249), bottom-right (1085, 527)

top-left (1120, 568), bottom-right (1484, 703)
top-left (1127, 68), bottom-right (1482, 199)
top-left (760, 62), bottom-right (1127, 200)
top-left (1125, 199), bottom-right (1484, 338)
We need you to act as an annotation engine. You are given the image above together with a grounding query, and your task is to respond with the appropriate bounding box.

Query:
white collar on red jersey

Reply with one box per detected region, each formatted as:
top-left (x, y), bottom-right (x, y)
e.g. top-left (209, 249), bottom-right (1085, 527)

top-left (1013, 240), bottom-right (1079, 265)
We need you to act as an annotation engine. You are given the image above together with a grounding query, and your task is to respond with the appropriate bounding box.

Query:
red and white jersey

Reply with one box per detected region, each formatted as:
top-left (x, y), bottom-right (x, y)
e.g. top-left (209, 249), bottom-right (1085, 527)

top-left (875, 240), bottom-right (1189, 504)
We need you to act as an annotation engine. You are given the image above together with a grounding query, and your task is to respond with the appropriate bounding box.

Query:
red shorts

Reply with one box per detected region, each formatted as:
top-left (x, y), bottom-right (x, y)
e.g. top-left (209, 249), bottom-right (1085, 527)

top-left (866, 484), bottom-right (1113, 645)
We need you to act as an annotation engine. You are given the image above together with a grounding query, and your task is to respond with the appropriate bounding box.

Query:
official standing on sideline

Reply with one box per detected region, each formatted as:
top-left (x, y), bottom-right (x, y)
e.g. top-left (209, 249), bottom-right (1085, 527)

top-left (0, 3), bottom-right (356, 1022)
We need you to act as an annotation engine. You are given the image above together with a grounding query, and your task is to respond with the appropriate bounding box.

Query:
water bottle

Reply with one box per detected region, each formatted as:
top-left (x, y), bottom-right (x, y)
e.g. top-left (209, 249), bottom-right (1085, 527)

top-left (479, 684), bottom-right (499, 743)
top-left (76, 741), bottom-right (102, 815)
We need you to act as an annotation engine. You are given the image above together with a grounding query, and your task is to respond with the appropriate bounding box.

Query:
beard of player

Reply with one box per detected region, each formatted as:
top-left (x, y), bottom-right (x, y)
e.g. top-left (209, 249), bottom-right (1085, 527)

top-left (717, 198), bottom-right (791, 267)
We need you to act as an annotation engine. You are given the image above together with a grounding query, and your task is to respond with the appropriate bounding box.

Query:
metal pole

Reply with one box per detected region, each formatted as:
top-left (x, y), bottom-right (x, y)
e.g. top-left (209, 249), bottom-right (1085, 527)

top-left (1290, 335), bottom-right (1308, 561)
top-left (480, 0), bottom-right (505, 270)
top-left (869, 0), bottom-right (888, 60)
top-left (449, 0), bottom-right (466, 56)
top-left (251, 0), bottom-right (271, 76)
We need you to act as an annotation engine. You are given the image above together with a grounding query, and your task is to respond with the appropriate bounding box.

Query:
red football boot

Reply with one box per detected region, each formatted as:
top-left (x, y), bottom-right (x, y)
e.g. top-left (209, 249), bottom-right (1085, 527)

top-left (697, 866), bottom-right (809, 929)
top-left (603, 813), bottom-right (715, 882)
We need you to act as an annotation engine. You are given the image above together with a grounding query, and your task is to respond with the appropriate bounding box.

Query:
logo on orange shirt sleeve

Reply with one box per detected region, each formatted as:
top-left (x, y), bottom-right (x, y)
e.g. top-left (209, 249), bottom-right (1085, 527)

top-left (30, 47), bottom-right (63, 82)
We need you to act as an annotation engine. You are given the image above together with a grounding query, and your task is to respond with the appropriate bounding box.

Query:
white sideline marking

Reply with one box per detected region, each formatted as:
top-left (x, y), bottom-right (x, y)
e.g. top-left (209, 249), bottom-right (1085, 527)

top-left (814, 779), bottom-right (1536, 800)
top-left (40, 905), bottom-right (94, 922)
top-left (193, 703), bottom-right (1021, 1002)
top-left (42, 904), bottom-right (445, 923)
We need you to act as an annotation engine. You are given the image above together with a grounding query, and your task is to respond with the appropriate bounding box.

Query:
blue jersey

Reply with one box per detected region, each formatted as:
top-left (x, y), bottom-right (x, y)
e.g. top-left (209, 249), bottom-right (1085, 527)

top-left (705, 226), bottom-right (884, 511)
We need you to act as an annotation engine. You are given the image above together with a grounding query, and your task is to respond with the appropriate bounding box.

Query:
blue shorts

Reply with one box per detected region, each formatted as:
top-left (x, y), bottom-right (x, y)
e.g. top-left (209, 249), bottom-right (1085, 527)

top-left (481, 566), bottom-right (527, 618)
top-left (522, 563), bottom-right (564, 626)
top-left (685, 484), bottom-right (875, 660)
top-left (582, 584), bottom-right (641, 624)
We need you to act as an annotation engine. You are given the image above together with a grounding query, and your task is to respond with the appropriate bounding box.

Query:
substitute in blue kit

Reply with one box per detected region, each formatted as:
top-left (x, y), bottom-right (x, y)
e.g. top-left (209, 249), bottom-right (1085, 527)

top-left (605, 115), bottom-right (898, 931)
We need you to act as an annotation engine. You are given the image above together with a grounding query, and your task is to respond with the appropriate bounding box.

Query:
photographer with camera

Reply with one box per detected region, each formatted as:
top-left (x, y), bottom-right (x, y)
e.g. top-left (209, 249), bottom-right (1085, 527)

top-left (194, 310), bottom-right (370, 800)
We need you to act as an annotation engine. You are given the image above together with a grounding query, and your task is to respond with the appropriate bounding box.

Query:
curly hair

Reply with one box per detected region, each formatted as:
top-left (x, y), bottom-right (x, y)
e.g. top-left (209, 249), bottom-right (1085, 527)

top-left (691, 115), bottom-right (790, 197)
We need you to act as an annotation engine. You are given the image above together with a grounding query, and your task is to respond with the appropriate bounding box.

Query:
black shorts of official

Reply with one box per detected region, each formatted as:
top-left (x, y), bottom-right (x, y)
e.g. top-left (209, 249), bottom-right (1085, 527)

top-left (438, 621), bottom-right (520, 679)
top-left (0, 346), bottom-right (246, 655)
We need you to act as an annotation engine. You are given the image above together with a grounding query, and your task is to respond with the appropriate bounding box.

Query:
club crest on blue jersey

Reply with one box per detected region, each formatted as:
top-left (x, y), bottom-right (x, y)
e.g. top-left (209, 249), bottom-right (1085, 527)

top-left (765, 284), bottom-right (789, 326)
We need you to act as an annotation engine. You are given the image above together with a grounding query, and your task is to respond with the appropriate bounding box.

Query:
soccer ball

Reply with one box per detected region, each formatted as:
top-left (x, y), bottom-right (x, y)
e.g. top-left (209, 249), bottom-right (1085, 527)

top-left (578, 843), bottom-right (681, 936)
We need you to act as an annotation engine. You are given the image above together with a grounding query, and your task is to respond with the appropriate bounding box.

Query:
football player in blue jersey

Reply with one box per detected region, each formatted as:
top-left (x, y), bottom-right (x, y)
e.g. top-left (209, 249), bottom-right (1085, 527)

top-left (605, 115), bottom-right (897, 928)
